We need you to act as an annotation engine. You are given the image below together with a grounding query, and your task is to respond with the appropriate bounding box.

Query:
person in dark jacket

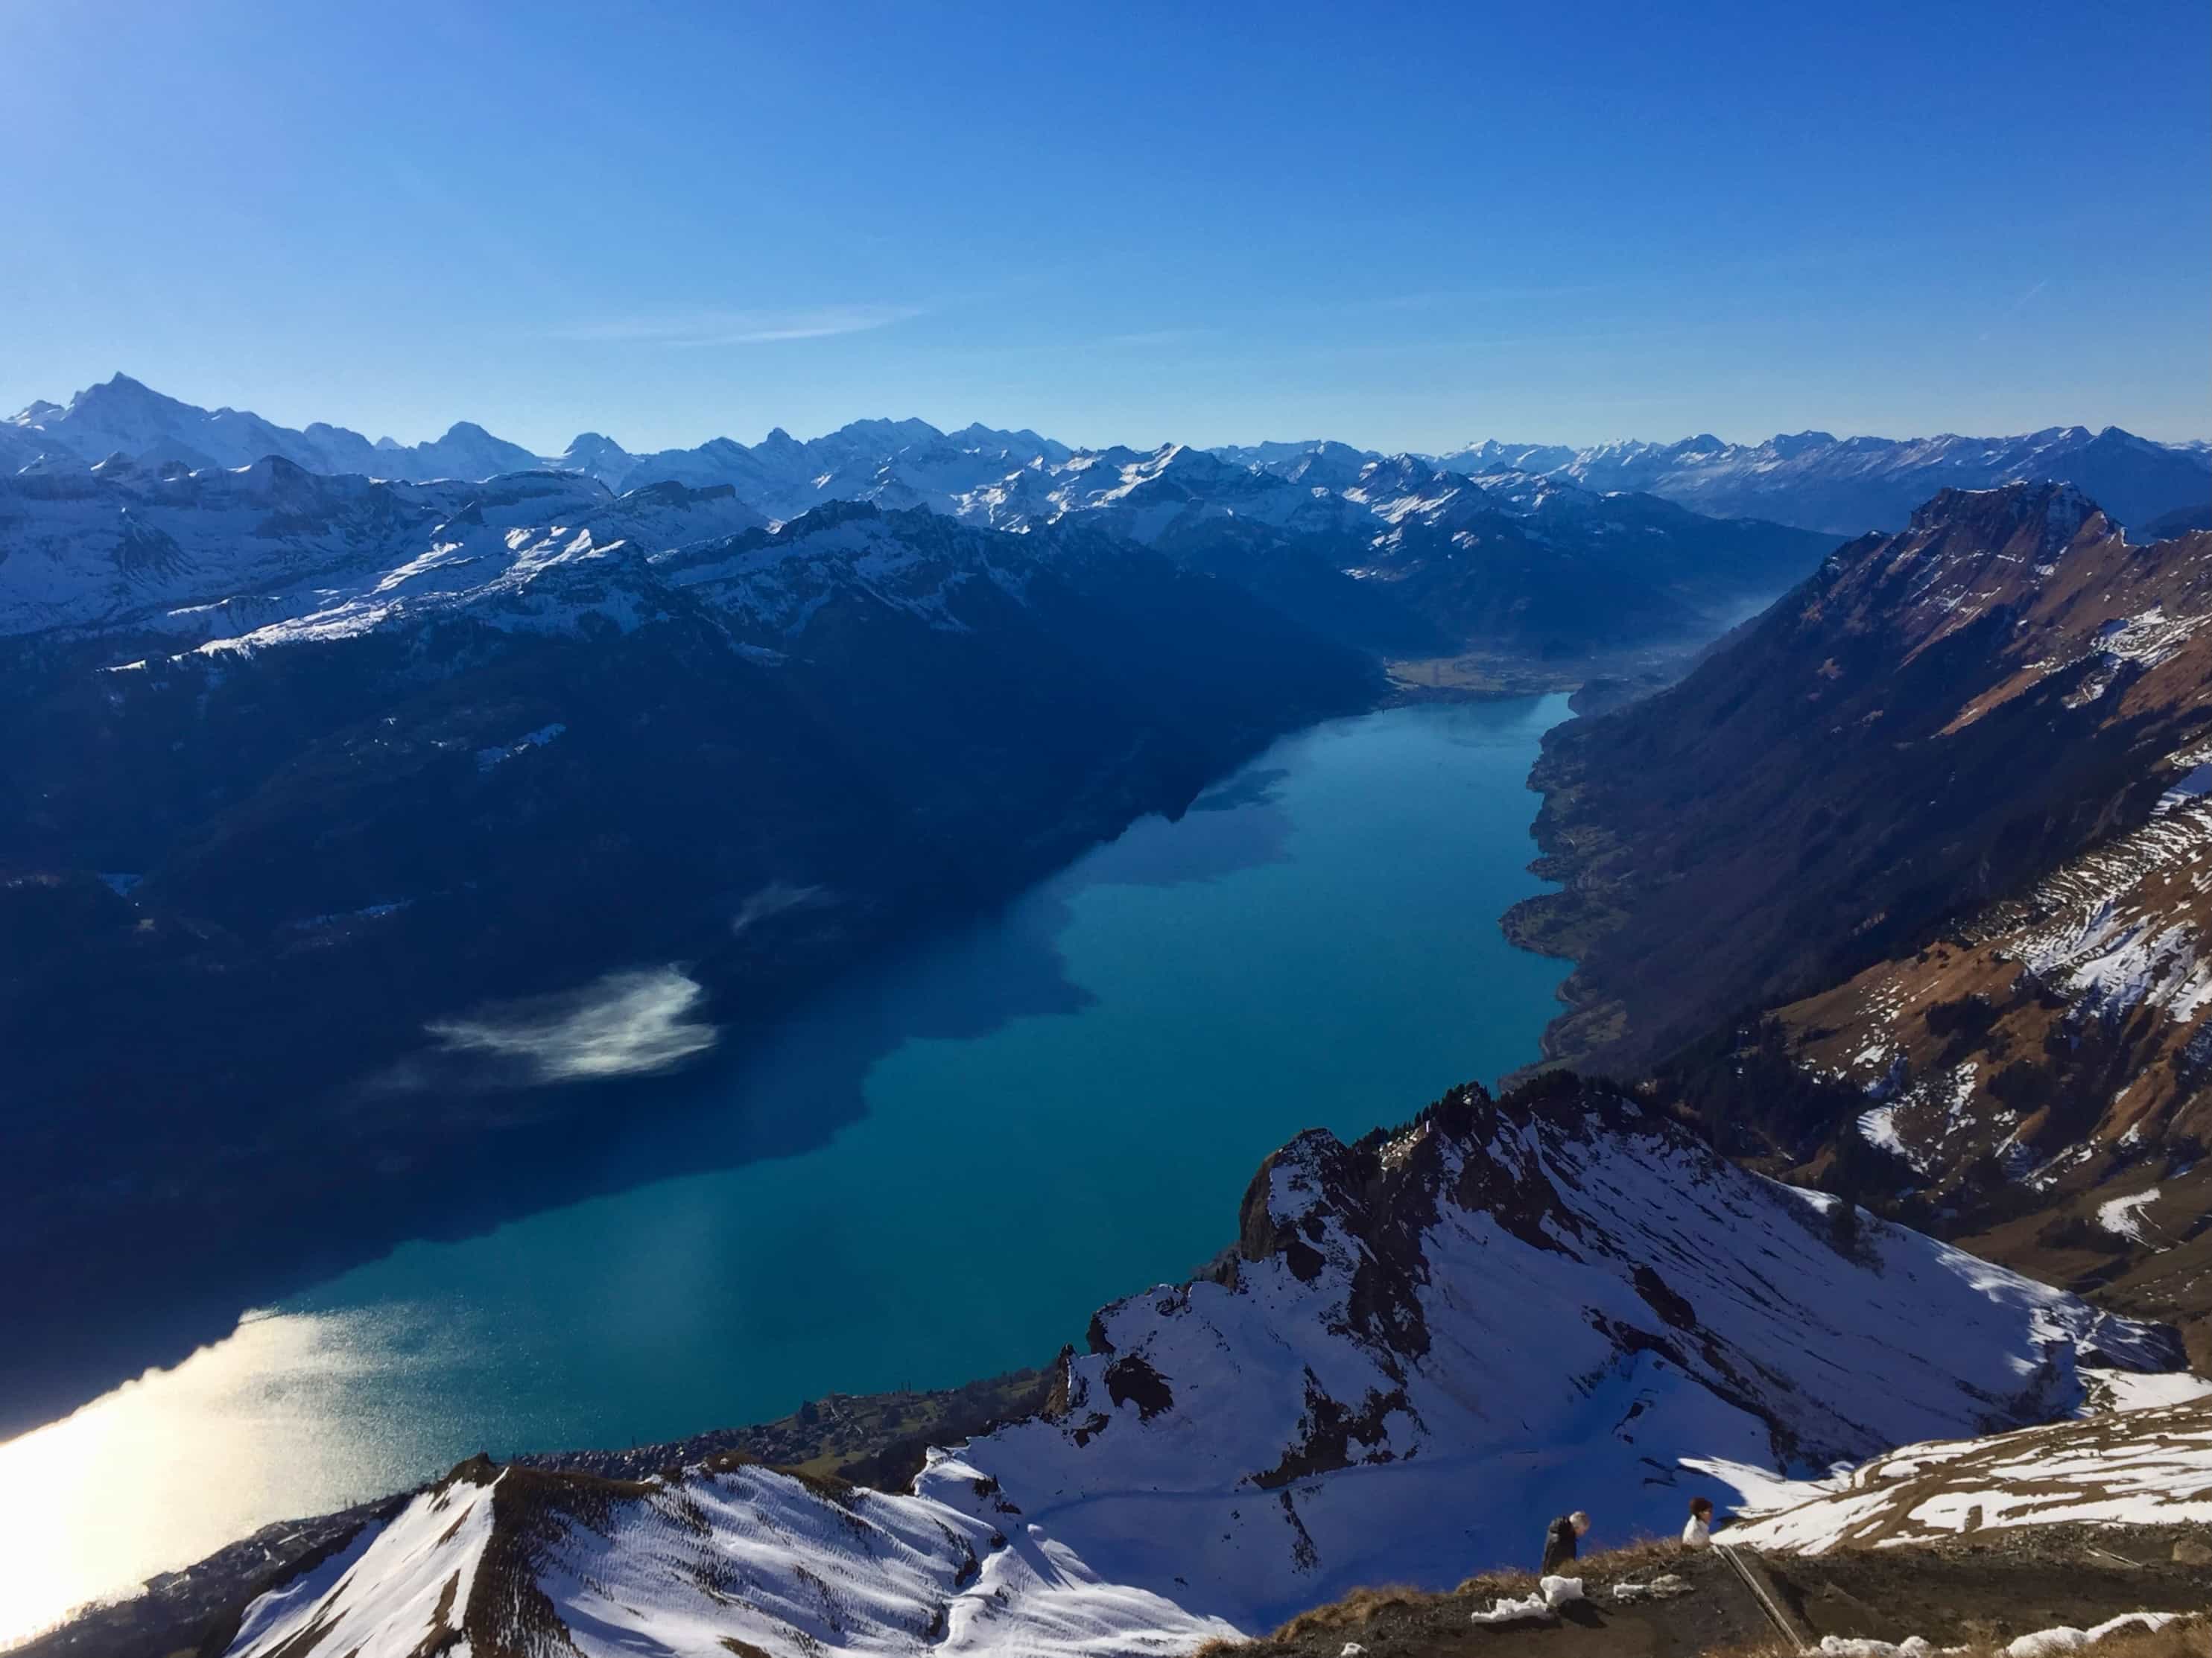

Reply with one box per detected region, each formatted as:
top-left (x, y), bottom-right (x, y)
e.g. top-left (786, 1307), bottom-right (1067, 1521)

top-left (1539, 1510), bottom-right (1590, 1574)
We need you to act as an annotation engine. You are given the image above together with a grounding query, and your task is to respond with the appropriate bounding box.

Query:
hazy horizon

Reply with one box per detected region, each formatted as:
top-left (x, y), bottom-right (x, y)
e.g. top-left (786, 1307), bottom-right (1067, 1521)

top-left (9, 366), bottom-right (2208, 461)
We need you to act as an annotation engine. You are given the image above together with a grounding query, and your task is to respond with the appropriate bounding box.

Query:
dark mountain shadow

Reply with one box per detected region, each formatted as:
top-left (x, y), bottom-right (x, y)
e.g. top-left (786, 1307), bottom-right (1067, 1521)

top-left (1, 766), bottom-right (1300, 1441)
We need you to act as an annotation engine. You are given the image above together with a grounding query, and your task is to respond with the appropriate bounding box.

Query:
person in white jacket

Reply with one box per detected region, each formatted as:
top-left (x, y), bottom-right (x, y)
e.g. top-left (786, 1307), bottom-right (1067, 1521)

top-left (1682, 1496), bottom-right (1714, 1549)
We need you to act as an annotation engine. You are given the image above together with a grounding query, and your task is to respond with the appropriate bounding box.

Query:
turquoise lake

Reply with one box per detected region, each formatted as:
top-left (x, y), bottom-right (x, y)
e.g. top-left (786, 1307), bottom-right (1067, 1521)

top-left (0, 695), bottom-right (1573, 1642)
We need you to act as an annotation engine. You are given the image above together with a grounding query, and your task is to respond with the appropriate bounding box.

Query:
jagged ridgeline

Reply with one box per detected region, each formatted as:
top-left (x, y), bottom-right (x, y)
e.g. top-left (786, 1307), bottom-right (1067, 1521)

top-left (13, 375), bottom-right (2210, 538)
top-left (198, 1077), bottom-right (2182, 1658)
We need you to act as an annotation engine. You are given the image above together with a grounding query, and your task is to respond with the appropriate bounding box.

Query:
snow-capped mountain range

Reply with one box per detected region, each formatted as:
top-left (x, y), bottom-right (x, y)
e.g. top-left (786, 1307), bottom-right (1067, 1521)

top-left (0, 458), bottom-right (767, 642)
top-left (214, 1077), bottom-right (2187, 1657)
top-left (1, 376), bottom-right (544, 483)
top-left (1, 375), bottom-right (1075, 526)
top-left (0, 377), bottom-right (1834, 658)
top-left (1422, 428), bottom-right (2212, 537)
top-left (10, 375), bottom-right (2207, 547)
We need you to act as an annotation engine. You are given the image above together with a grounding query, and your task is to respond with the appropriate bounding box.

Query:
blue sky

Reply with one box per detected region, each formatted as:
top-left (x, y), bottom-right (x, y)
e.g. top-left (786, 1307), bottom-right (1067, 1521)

top-left (4, 0), bottom-right (2206, 453)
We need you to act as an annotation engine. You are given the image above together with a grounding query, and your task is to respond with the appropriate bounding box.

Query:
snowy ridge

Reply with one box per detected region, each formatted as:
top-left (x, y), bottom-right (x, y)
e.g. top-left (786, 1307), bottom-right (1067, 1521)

top-left (1426, 426), bottom-right (2212, 537)
top-left (0, 458), bottom-right (1071, 657)
top-left (2, 407), bottom-right (1839, 661)
top-left (13, 377), bottom-right (2208, 544)
top-left (562, 416), bottom-right (1074, 521)
top-left (951, 440), bottom-right (1366, 543)
top-left (651, 500), bottom-right (1043, 642)
top-left (0, 460), bottom-right (765, 641)
top-left (226, 1455), bottom-right (1228, 1658)
top-left (217, 1081), bottom-right (2187, 1656)
top-left (6, 373), bottom-right (544, 481)
top-left (4, 375), bottom-right (1080, 515)
top-left (1727, 1390), bottom-right (2212, 1554)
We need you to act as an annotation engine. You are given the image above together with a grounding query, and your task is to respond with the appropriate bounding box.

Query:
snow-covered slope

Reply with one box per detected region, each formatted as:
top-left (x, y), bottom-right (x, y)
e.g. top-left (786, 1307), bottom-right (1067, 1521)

top-left (1788, 743), bottom-right (2212, 1195)
top-left (1429, 427), bottom-right (2212, 537)
top-left (952, 441), bottom-right (1366, 542)
top-left (217, 1081), bottom-right (2186, 1657)
top-left (1728, 1387), bottom-right (2212, 1553)
top-left (579, 418), bottom-right (1074, 521)
top-left (224, 1453), bottom-right (1230, 1658)
top-left (0, 459), bottom-right (766, 641)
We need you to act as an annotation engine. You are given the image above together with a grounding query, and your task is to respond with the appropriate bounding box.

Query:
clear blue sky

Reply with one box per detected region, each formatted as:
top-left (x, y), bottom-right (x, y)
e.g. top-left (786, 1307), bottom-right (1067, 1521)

top-left (4, 0), bottom-right (2207, 453)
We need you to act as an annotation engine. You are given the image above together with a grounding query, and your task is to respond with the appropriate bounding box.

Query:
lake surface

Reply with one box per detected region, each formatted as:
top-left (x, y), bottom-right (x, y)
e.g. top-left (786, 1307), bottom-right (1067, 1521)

top-left (0, 696), bottom-right (1573, 1646)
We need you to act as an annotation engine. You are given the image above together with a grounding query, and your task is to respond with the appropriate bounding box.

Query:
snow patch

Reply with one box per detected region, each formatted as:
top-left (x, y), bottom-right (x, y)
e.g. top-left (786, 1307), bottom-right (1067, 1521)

top-left (2095, 1187), bottom-right (2162, 1245)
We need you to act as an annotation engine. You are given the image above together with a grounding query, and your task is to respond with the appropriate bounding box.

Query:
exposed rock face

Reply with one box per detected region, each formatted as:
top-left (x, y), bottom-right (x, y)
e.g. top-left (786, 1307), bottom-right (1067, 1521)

top-left (1509, 484), bottom-right (2212, 1077)
top-left (215, 1079), bottom-right (2183, 1656)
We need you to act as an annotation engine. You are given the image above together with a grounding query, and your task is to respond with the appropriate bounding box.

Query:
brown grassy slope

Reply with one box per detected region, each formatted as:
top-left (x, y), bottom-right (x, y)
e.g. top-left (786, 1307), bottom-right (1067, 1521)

top-left (1504, 487), bottom-right (2212, 1079)
top-left (1218, 1531), bottom-right (2211, 1658)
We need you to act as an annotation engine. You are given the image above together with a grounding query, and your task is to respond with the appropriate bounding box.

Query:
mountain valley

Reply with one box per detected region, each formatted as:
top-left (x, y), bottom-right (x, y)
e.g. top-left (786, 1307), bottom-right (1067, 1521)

top-left (13, 7), bottom-right (2211, 1655)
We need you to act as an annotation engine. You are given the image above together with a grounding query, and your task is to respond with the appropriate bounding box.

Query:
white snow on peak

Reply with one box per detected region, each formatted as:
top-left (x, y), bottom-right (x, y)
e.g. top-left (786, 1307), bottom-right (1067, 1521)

top-left (0, 466), bottom-right (767, 643)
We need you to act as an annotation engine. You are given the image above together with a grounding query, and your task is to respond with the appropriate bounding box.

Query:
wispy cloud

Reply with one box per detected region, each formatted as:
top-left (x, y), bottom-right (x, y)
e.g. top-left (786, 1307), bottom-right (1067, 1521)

top-left (555, 303), bottom-right (923, 346)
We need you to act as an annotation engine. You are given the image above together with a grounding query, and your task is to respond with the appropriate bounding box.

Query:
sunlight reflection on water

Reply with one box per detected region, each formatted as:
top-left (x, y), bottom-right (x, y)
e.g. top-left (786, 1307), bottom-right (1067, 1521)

top-left (0, 1304), bottom-right (476, 1644)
